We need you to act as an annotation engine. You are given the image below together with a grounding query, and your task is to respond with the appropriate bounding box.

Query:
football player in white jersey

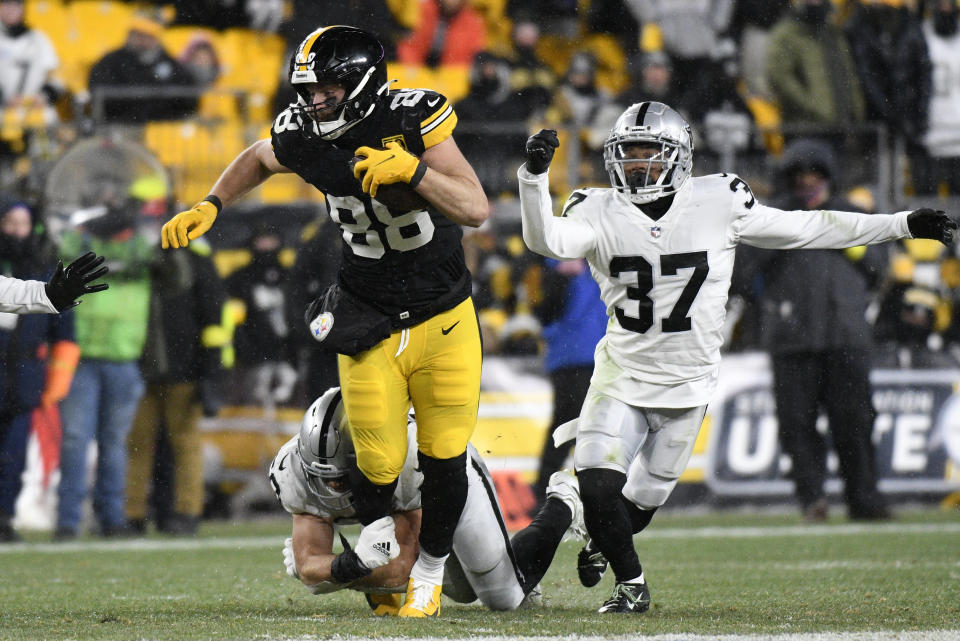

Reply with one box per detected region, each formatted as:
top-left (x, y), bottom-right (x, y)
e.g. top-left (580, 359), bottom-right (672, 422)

top-left (268, 387), bottom-right (584, 615)
top-left (517, 101), bottom-right (957, 614)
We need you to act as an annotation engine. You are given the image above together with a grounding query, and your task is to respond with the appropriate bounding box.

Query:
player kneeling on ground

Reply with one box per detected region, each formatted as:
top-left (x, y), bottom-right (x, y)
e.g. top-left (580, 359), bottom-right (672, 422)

top-left (269, 387), bottom-right (585, 614)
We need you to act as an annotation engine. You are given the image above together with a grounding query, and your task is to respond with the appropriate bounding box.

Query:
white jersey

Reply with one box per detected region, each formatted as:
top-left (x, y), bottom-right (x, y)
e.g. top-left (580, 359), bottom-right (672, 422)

top-left (270, 426), bottom-right (527, 610)
top-left (268, 422), bottom-right (422, 524)
top-left (0, 27), bottom-right (58, 101)
top-left (518, 168), bottom-right (912, 407)
top-left (0, 275), bottom-right (57, 314)
top-left (923, 21), bottom-right (960, 157)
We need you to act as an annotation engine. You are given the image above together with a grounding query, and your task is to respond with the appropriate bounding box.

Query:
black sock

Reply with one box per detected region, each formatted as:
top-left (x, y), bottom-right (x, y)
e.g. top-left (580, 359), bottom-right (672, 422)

top-left (578, 468), bottom-right (643, 582)
top-left (347, 465), bottom-right (397, 526)
top-left (511, 497), bottom-right (572, 592)
top-left (622, 498), bottom-right (658, 533)
top-left (418, 451), bottom-right (468, 557)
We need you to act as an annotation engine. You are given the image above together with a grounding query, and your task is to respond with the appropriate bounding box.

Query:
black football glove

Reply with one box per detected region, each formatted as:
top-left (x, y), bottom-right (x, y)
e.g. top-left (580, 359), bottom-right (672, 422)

top-left (525, 129), bottom-right (560, 175)
top-left (907, 208), bottom-right (957, 244)
top-left (45, 251), bottom-right (109, 311)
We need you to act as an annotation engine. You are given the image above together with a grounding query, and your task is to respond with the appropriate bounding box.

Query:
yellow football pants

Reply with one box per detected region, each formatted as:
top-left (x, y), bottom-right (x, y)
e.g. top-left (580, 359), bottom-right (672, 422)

top-left (339, 297), bottom-right (482, 484)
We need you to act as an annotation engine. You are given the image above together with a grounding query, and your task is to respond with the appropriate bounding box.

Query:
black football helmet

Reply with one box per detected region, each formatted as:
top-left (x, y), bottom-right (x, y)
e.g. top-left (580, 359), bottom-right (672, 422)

top-left (289, 25), bottom-right (389, 140)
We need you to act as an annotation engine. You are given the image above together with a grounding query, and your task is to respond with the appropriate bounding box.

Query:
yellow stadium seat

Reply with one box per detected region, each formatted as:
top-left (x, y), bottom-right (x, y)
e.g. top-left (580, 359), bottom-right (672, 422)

top-left (144, 120), bottom-right (247, 205)
top-left (386, 62), bottom-right (435, 91)
top-left (386, 0), bottom-right (420, 30)
top-left (69, 1), bottom-right (134, 67)
top-left (25, 0), bottom-right (70, 52)
top-left (433, 65), bottom-right (471, 103)
top-left (227, 29), bottom-right (286, 122)
top-left (583, 33), bottom-right (628, 95)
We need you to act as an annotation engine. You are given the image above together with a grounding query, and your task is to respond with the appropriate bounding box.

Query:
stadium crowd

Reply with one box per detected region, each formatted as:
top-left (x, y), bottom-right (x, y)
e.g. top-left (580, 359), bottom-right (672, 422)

top-left (2, 0), bottom-right (960, 541)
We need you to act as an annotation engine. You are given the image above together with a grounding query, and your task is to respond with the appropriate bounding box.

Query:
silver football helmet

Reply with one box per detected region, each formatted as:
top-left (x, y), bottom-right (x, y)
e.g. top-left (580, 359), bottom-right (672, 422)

top-left (298, 387), bottom-right (355, 511)
top-left (603, 101), bottom-right (694, 204)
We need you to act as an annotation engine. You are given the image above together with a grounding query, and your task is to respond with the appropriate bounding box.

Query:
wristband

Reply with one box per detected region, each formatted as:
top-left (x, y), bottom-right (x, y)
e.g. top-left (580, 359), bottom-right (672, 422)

top-left (330, 548), bottom-right (373, 584)
top-left (203, 195), bottom-right (223, 214)
top-left (408, 162), bottom-right (427, 188)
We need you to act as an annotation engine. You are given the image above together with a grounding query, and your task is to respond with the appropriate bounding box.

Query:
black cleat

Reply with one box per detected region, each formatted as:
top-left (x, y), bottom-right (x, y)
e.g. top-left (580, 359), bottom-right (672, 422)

top-left (577, 539), bottom-right (608, 587)
top-left (598, 580), bottom-right (651, 614)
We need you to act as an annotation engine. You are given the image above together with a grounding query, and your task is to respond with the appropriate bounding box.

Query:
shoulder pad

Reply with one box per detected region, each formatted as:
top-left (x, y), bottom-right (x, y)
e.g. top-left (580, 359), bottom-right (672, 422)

top-left (560, 189), bottom-right (596, 218)
top-left (270, 106), bottom-right (308, 167)
top-left (385, 88), bottom-right (457, 149)
top-left (268, 438), bottom-right (323, 517)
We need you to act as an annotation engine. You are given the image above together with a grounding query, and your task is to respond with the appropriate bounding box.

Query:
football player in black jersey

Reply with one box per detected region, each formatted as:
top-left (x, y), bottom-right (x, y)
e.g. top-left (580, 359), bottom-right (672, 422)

top-left (160, 25), bottom-right (488, 617)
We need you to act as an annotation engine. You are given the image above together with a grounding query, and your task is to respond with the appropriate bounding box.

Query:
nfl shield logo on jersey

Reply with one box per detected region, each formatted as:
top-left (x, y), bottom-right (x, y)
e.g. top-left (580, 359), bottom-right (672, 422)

top-left (310, 312), bottom-right (335, 343)
top-left (651, 226), bottom-right (662, 238)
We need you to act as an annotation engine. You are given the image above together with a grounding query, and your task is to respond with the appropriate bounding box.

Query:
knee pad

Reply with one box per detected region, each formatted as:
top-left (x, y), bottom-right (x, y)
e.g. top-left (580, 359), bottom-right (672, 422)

top-left (622, 470), bottom-right (678, 510)
top-left (353, 445), bottom-right (404, 485)
top-left (574, 429), bottom-right (628, 473)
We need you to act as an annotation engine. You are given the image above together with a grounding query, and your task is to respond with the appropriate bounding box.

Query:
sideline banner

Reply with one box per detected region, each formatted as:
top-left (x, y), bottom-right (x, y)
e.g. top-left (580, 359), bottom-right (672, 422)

top-left (705, 352), bottom-right (960, 497)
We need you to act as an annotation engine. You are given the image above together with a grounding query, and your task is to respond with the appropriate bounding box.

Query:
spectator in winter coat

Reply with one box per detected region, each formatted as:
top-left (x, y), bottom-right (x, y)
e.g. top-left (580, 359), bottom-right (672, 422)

top-left (0, 201), bottom-right (79, 542)
top-left (767, 0), bottom-right (866, 130)
top-left (731, 138), bottom-right (891, 523)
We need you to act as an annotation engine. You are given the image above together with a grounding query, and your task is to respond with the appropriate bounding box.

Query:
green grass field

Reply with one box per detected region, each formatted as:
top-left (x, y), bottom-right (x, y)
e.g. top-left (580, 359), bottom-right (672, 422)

top-left (1, 507), bottom-right (958, 641)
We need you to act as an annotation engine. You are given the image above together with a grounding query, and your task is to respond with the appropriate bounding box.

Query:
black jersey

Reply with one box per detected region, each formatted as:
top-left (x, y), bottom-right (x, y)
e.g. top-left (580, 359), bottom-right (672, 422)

top-left (271, 88), bottom-right (471, 324)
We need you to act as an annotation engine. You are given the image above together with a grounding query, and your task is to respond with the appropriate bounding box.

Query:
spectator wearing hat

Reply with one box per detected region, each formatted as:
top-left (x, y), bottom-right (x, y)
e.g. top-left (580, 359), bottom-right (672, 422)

top-left (88, 16), bottom-right (199, 124)
top-left (731, 138), bottom-right (891, 523)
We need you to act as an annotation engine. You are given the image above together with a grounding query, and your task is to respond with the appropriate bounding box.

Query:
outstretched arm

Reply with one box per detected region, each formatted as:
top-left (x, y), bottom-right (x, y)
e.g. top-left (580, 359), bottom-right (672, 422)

top-left (517, 130), bottom-right (597, 260)
top-left (737, 205), bottom-right (956, 249)
top-left (161, 140), bottom-right (291, 249)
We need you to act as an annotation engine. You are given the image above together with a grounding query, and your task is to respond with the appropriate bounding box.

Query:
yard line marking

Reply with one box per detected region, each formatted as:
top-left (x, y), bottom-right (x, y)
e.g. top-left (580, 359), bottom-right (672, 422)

top-left (1, 521), bottom-right (958, 555)
top-left (267, 631), bottom-right (960, 641)
top-left (641, 521), bottom-right (960, 540)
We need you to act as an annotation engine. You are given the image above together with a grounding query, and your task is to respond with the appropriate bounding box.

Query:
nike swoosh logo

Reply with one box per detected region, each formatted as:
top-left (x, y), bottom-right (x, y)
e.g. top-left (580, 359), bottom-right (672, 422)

top-left (374, 155), bottom-right (396, 167)
top-left (427, 96), bottom-right (441, 107)
top-left (278, 454), bottom-right (288, 471)
top-left (441, 321), bottom-right (460, 335)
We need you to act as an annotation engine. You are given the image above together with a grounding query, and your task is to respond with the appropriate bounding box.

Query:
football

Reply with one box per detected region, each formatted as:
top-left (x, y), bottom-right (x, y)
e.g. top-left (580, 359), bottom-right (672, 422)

top-left (349, 154), bottom-right (430, 212)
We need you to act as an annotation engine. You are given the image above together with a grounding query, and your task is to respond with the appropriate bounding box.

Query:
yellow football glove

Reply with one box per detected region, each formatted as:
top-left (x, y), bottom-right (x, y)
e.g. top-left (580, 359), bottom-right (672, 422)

top-left (352, 141), bottom-right (426, 198)
top-left (161, 199), bottom-right (219, 249)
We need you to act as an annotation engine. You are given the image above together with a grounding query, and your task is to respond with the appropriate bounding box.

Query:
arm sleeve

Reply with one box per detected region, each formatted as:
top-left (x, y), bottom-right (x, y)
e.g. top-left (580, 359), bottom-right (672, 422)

top-left (517, 166), bottom-right (598, 260)
top-left (733, 204), bottom-right (912, 250)
top-left (0, 276), bottom-right (58, 314)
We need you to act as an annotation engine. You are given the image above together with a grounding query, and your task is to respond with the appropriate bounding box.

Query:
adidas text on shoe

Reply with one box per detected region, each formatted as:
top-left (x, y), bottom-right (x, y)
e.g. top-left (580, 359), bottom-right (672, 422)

top-left (577, 539), bottom-right (608, 587)
top-left (598, 580), bottom-right (651, 614)
top-left (365, 592), bottom-right (403, 616)
top-left (398, 577), bottom-right (442, 617)
top-left (546, 470), bottom-right (586, 541)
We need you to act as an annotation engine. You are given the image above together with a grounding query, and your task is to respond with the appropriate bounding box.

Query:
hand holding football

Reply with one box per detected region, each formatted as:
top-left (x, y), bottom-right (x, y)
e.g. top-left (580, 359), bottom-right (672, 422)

top-left (349, 153), bottom-right (430, 212)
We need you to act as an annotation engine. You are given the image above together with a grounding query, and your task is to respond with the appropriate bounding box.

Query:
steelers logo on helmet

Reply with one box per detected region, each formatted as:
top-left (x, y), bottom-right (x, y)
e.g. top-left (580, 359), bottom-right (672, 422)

top-left (289, 25), bottom-right (390, 140)
top-left (603, 101), bottom-right (694, 205)
top-left (297, 387), bottom-right (355, 510)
